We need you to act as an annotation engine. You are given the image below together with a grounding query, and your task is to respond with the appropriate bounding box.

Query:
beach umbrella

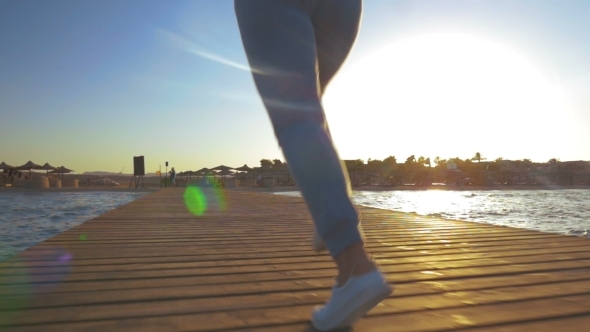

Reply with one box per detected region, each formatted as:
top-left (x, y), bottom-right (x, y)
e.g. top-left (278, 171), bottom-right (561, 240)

top-left (17, 161), bottom-right (44, 178)
top-left (0, 162), bottom-right (14, 170)
top-left (40, 163), bottom-right (57, 176)
top-left (0, 162), bottom-right (15, 183)
top-left (59, 166), bottom-right (74, 173)
top-left (178, 171), bottom-right (192, 181)
top-left (187, 170), bottom-right (197, 181)
top-left (206, 170), bottom-right (221, 182)
top-left (17, 161), bottom-right (43, 170)
top-left (50, 166), bottom-right (74, 179)
top-left (234, 164), bottom-right (254, 172)
top-left (218, 169), bottom-right (235, 180)
top-left (194, 167), bottom-right (210, 180)
top-left (210, 165), bottom-right (234, 172)
top-left (176, 171), bottom-right (187, 182)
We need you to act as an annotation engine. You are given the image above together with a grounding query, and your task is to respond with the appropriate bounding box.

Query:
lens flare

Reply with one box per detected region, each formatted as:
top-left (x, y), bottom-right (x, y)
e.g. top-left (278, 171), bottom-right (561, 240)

top-left (79, 234), bottom-right (87, 241)
top-left (184, 186), bottom-right (208, 216)
top-left (183, 185), bottom-right (227, 216)
top-left (24, 247), bottom-right (73, 293)
top-left (212, 186), bottom-right (227, 212)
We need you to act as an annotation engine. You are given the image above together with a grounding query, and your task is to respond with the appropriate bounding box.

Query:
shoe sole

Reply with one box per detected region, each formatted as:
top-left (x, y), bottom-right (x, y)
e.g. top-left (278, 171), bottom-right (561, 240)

top-left (336, 284), bottom-right (393, 329)
top-left (313, 282), bottom-right (393, 331)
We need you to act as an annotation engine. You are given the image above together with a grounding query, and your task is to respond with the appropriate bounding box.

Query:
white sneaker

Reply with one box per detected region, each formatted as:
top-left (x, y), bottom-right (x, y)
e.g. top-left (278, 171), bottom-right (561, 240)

top-left (312, 225), bottom-right (365, 252)
top-left (311, 269), bottom-right (393, 331)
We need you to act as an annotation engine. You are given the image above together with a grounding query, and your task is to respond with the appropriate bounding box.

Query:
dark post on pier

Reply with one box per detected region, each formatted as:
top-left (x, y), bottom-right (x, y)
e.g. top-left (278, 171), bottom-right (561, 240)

top-left (1, 188), bottom-right (590, 331)
top-left (128, 156), bottom-right (145, 189)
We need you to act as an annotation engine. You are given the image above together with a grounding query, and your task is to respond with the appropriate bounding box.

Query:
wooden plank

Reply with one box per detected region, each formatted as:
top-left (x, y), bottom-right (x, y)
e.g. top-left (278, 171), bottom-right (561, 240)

top-left (3, 244), bottom-right (589, 274)
top-left (1, 188), bottom-right (590, 331)
top-left (5, 276), bottom-right (590, 324)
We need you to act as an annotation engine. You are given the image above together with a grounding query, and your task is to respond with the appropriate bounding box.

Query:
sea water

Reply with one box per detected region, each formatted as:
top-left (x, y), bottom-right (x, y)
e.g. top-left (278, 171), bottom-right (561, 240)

top-left (2, 189), bottom-right (589, 262)
top-left (0, 191), bottom-right (147, 261)
top-left (276, 189), bottom-right (590, 237)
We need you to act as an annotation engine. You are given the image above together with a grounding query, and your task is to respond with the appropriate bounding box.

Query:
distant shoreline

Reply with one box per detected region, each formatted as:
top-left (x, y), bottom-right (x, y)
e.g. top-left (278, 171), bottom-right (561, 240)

top-left (1, 184), bottom-right (589, 195)
top-left (230, 184), bottom-right (590, 193)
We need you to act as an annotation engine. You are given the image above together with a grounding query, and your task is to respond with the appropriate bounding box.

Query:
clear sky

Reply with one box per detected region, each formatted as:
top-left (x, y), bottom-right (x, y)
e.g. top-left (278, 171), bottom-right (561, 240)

top-left (1, 0), bottom-right (589, 173)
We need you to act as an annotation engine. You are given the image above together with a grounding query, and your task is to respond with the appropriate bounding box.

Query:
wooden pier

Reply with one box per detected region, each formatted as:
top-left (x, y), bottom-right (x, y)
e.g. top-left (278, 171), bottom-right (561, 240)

top-left (2, 188), bottom-right (590, 331)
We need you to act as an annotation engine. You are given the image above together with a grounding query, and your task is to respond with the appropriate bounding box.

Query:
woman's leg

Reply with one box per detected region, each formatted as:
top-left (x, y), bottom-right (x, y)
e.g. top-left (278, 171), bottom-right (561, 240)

top-left (235, 1), bottom-right (391, 330)
top-left (234, 0), bottom-right (362, 259)
top-left (313, 0), bottom-right (362, 97)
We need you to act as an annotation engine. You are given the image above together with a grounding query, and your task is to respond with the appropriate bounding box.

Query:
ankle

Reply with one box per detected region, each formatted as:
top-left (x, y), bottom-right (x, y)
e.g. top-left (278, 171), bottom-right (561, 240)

top-left (334, 242), bottom-right (376, 286)
top-left (336, 259), bottom-right (376, 287)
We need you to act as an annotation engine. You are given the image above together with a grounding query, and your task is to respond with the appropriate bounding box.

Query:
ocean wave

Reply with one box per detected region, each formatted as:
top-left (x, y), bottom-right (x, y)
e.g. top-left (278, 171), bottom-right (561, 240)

top-left (276, 189), bottom-right (590, 238)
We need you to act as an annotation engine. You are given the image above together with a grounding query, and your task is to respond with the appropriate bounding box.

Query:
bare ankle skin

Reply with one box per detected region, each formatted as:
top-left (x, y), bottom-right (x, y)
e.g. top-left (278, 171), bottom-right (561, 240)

top-left (334, 242), bottom-right (377, 286)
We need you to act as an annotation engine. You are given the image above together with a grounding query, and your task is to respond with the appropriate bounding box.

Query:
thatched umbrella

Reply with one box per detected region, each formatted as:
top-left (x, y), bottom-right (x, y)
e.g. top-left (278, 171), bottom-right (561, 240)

top-left (194, 167), bottom-right (210, 180)
top-left (40, 163), bottom-right (57, 177)
top-left (49, 166), bottom-right (74, 179)
top-left (0, 162), bottom-right (14, 170)
top-left (17, 160), bottom-right (44, 178)
top-left (178, 171), bottom-right (194, 182)
top-left (210, 166), bottom-right (233, 184)
top-left (218, 169), bottom-right (235, 179)
top-left (187, 170), bottom-right (197, 182)
top-left (210, 165), bottom-right (234, 173)
top-left (0, 162), bottom-right (15, 184)
top-left (234, 164), bottom-right (253, 172)
top-left (191, 167), bottom-right (211, 185)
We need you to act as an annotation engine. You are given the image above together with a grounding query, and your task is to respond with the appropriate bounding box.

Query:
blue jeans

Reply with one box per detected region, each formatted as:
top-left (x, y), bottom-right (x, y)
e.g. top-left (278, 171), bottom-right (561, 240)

top-left (235, 0), bottom-right (363, 257)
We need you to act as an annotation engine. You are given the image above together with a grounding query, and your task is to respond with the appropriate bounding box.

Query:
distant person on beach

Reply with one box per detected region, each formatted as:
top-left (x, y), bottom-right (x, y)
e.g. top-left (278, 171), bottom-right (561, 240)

top-left (170, 167), bottom-right (176, 187)
top-left (235, 1), bottom-right (392, 330)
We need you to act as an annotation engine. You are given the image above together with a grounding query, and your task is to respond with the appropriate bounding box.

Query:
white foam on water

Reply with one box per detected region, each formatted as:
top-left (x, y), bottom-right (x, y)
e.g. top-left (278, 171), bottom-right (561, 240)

top-left (276, 189), bottom-right (590, 237)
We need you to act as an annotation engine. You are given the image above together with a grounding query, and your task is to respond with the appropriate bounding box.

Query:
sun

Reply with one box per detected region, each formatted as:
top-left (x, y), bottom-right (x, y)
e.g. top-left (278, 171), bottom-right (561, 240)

top-left (322, 32), bottom-right (573, 161)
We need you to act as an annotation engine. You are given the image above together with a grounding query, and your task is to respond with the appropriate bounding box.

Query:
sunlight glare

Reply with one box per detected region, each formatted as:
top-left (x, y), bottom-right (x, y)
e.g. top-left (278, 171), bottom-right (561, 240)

top-left (323, 33), bottom-right (574, 161)
top-left (156, 28), bottom-right (255, 73)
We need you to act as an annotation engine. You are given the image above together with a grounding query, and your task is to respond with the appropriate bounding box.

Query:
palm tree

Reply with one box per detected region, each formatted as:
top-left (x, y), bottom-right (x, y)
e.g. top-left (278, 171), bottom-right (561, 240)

top-left (473, 152), bottom-right (486, 163)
